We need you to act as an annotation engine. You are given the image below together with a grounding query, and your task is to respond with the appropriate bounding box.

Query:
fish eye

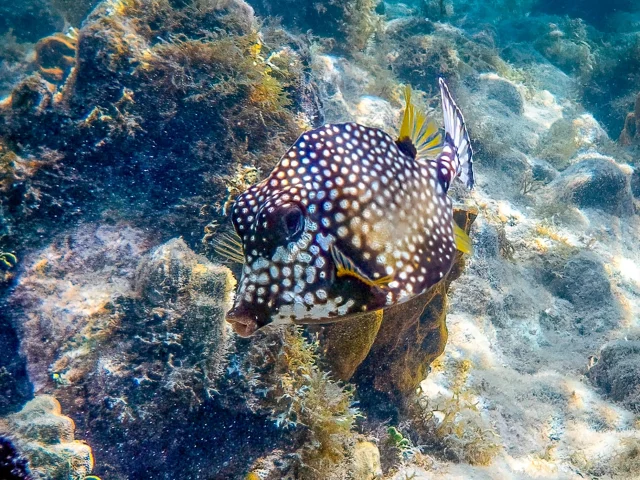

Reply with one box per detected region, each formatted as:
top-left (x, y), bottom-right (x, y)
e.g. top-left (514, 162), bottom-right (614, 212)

top-left (281, 204), bottom-right (305, 240)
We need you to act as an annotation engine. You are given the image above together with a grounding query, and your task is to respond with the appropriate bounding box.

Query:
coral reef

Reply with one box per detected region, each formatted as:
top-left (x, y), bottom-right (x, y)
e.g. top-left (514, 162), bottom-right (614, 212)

top-left (0, 396), bottom-right (94, 480)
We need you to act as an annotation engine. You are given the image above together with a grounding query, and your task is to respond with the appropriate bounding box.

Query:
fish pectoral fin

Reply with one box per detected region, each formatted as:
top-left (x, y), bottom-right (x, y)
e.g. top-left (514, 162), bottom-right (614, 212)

top-left (453, 222), bottom-right (473, 255)
top-left (330, 246), bottom-right (391, 289)
top-left (372, 275), bottom-right (394, 287)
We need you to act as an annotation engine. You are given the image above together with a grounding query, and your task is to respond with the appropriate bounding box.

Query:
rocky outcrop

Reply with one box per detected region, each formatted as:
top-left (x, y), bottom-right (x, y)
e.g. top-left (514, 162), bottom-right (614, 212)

top-left (0, 396), bottom-right (94, 480)
top-left (10, 226), bottom-right (237, 479)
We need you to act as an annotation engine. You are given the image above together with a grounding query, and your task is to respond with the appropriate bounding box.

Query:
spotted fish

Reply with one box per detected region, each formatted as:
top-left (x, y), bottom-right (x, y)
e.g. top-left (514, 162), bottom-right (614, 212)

top-left (224, 78), bottom-right (474, 337)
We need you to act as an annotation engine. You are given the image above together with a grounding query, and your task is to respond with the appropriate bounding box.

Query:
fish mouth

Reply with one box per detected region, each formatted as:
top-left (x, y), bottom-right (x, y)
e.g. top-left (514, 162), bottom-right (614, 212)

top-left (225, 307), bottom-right (261, 337)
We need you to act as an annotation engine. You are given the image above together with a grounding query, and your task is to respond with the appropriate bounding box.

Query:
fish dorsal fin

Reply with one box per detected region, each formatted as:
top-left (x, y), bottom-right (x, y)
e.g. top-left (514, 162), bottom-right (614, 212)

top-left (397, 85), bottom-right (442, 159)
top-left (330, 245), bottom-right (393, 288)
top-left (453, 222), bottom-right (473, 255)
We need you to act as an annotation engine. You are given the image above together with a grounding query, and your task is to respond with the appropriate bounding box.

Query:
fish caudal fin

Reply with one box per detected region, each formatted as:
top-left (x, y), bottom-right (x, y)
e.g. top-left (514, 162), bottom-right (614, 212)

top-left (397, 85), bottom-right (442, 159)
top-left (439, 78), bottom-right (474, 189)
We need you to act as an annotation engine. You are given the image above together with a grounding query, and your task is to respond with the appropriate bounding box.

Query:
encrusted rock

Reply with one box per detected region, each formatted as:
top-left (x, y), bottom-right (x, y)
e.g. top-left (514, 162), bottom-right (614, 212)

top-left (549, 251), bottom-right (613, 308)
top-left (0, 396), bottom-right (94, 480)
top-left (545, 156), bottom-right (634, 216)
top-left (10, 227), bottom-right (237, 478)
top-left (478, 73), bottom-right (524, 115)
top-left (588, 332), bottom-right (640, 411)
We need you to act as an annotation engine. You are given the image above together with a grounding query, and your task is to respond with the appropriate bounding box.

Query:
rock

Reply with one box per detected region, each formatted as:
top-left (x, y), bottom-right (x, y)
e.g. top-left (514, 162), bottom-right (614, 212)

top-left (352, 441), bottom-right (382, 480)
top-left (546, 156), bottom-right (634, 216)
top-left (0, 396), bottom-right (95, 480)
top-left (588, 332), bottom-right (640, 411)
top-left (632, 167), bottom-right (640, 198)
top-left (248, 0), bottom-right (380, 51)
top-left (11, 222), bottom-right (155, 390)
top-left (478, 73), bottom-right (524, 115)
top-left (473, 222), bottom-right (500, 259)
top-left (10, 226), bottom-right (238, 478)
top-left (354, 96), bottom-right (399, 132)
top-left (535, 114), bottom-right (609, 171)
top-left (531, 159), bottom-right (558, 184)
top-left (549, 251), bottom-right (613, 308)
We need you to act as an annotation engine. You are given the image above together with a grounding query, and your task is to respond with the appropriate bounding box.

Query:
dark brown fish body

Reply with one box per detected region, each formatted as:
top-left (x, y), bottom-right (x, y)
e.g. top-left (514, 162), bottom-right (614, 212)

top-left (226, 79), bottom-right (473, 336)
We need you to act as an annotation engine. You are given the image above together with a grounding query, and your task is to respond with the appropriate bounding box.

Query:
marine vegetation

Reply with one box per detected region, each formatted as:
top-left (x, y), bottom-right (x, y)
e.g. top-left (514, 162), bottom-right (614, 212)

top-left (410, 359), bottom-right (502, 466)
top-left (0, 0), bottom-right (317, 264)
top-left (240, 327), bottom-right (361, 477)
top-left (250, 0), bottom-right (382, 52)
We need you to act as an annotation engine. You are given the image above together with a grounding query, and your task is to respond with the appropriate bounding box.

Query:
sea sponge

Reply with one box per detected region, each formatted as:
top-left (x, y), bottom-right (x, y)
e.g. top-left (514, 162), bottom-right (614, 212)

top-left (350, 208), bottom-right (477, 408)
top-left (0, 396), bottom-right (95, 480)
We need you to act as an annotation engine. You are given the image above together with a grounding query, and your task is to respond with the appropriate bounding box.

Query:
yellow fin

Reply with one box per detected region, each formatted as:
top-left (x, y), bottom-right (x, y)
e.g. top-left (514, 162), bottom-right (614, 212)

top-left (453, 222), bottom-right (473, 255)
top-left (331, 246), bottom-right (392, 289)
top-left (398, 85), bottom-right (442, 159)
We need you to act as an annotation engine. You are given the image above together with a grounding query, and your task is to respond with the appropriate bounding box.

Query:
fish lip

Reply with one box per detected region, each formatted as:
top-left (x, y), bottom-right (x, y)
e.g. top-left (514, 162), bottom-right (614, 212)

top-left (225, 309), bottom-right (260, 337)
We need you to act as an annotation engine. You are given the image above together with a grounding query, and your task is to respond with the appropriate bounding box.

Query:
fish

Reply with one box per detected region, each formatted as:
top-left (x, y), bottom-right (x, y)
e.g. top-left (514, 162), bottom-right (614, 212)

top-left (222, 78), bottom-right (474, 337)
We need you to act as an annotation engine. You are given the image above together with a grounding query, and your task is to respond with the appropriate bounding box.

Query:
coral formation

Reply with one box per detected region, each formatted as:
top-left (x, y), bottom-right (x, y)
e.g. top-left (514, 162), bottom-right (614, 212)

top-left (0, 396), bottom-right (94, 480)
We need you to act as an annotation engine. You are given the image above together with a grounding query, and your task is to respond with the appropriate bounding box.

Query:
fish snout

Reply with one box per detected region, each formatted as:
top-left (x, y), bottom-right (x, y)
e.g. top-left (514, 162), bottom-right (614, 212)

top-left (225, 304), bottom-right (261, 337)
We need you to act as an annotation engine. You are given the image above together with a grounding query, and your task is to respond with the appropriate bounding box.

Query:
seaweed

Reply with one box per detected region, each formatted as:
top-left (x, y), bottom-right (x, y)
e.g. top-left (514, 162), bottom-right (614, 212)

top-left (241, 327), bottom-right (361, 477)
top-left (410, 359), bottom-right (502, 466)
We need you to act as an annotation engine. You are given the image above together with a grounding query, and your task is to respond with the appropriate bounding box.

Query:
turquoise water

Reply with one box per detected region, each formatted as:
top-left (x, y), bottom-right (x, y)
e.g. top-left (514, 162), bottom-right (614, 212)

top-left (1, 1), bottom-right (639, 479)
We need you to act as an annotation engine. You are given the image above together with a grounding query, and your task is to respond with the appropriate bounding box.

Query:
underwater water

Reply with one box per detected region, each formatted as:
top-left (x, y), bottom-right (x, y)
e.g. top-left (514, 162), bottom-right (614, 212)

top-left (1, 0), bottom-right (640, 479)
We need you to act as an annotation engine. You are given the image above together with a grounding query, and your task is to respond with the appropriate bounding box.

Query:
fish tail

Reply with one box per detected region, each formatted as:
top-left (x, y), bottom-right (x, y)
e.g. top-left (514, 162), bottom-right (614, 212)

top-left (439, 78), bottom-right (474, 189)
